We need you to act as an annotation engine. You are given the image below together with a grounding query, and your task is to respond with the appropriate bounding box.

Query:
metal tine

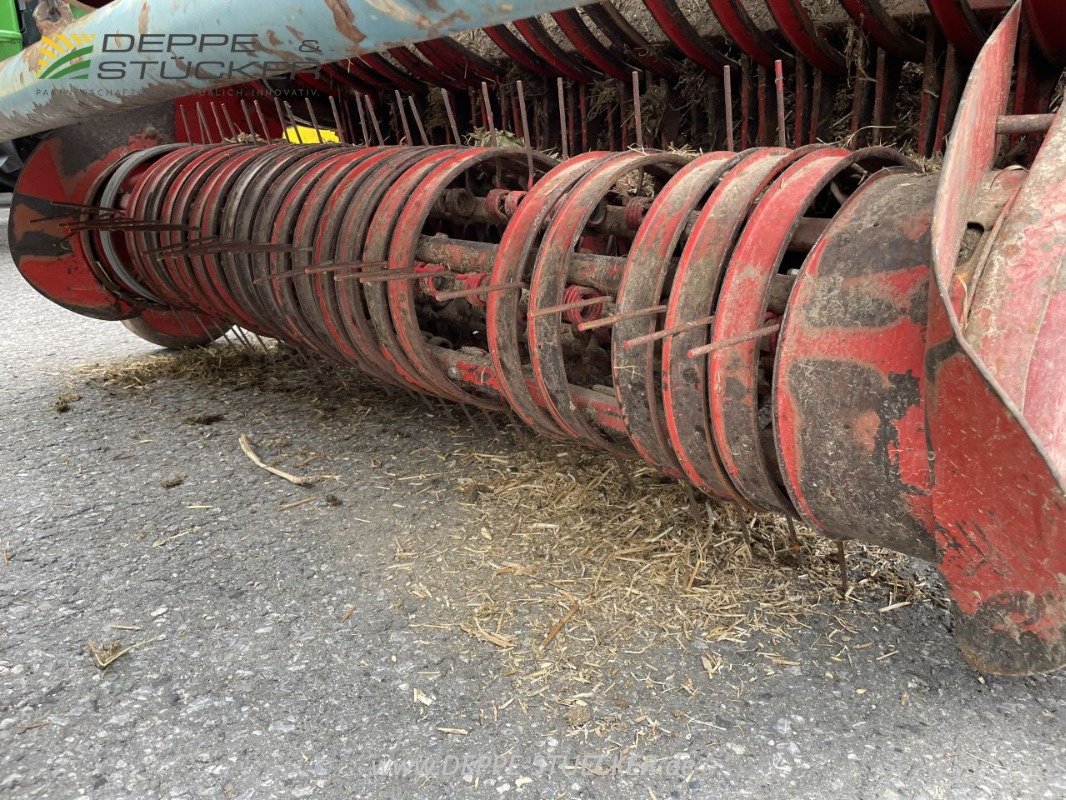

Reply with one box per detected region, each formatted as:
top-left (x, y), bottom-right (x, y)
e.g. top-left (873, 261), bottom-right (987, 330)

top-left (195, 102), bottom-right (214, 144)
top-left (336, 266), bottom-right (452, 283)
top-left (328, 95), bottom-right (347, 144)
top-left (621, 313), bottom-right (715, 348)
top-left (468, 87), bottom-right (480, 137)
top-left (28, 199), bottom-right (118, 214)
top-left (528, 294), bottom-right (612, 318)
top-left (355, 93), bottom-right (371, 145)
top-left (516, 80), bottom-right (535, 191)
top-left (248, 330), bottom-right (278, 364)
top-left (724, 65), bottom-right (735, 152)
top-left (394, 90), bottom-right (413, 145)
top-left (503, 83), bottom-right (516, 134)
top-left (774, 59), bottom-right (787, 148)
top-left (252, 99), bottom-right (271, 141)
top-left (685, 322), bottom-right (781, 359)
top-left (455, 399), bottom-right (483, 433)
top-left (567, 81), bottom-right (576, 155)
top-left (253, 259), bottom-right (388, 284)
top-left (221, 103), bottom-right (241, 139)
top-left (272, 97), bottom-right (287, 141)
top-left (342, 97), bottom-right (358, 147)
top-left (147, 235), bottom-right (221, 257)
top-left (810, 68), bottom-right (824, 145)
top-left (209, 103), bottom-right (229, 141)
top-left (741, 57), bottom-right (752, 148)
top-left (229, 325), bottom-right (262, 355)
top-left (304, 97), bottom-right (325, 143)
top-left (364, 95), bottom-right (386, 146)
top-left (480, 407), bottom-right (501, 438)
top-left (151, 241), bottom-right (307, 258)
top-left (632, 70), bottom-right (647, 195)
top-left (283, 101), bottom-right (304, 143)
top-left (407, 95), bottom-right (430, 145)
top-left (837, 540), bottom-right (849, 597)
top-left (239, 100), bottom-right (256, 138)
top-left (793, 59), bottom-right (808, 146)
top-left (441, 89), bottom-right (462, 146)
top-left (576, 304), bottom-right (666, 333)
top-left (28, 201), bottom-right (123, 223)
top-left (481, 81), bottom-right (501, 187)
top-left (70, 219), bottom-right (194, 232)
top-left (178, 105), bottom-right (193, 143)
top-left (432, 281), bottom-right (524, 301)
top-left (632, 70), bottom-right (645, 152)
top-left (579, 83), bottom-right (588, 151)
top-left (230, 242), bottom-right (312, 256)
top-left (351, 271), bottom-right (450, 284)
top-left (786, 514), bottom-right (804, 565)
top-left (480, 82), bottom-right (497, 139)
top-left (557, 77), bottom-right (569, 160)
top-left (61, 219), bottom-right (193, 242)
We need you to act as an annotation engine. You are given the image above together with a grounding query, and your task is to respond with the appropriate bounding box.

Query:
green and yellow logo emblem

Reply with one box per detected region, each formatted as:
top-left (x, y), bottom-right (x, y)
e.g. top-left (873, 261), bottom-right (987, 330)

top-left (36, 34), bottom-right (97, 80)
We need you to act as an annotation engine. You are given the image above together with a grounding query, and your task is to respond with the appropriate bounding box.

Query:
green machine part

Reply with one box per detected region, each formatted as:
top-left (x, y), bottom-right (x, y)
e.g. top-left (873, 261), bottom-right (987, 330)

top-left (0, 0), bottom-right (20, 60)
top-left (0, 1), bottom-right (96, 60)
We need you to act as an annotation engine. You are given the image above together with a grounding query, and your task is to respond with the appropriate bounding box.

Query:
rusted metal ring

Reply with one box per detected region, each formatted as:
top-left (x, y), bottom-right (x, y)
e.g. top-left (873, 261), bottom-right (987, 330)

top-left (612, 151), bottom-right (734, 476)
top-left (528, 150), bottom-right (687, 453)
top-left (488, 152), bottom-right (614, 436)
top-left (388, 147), bottom-right (558, 409)
top-left (774, 168), bottom-right (937, 557)
top-left (709, 146), bottom-right (912, 512)
top-left (97, 144), bottom-right (186, 304)
top-left (661, 148), bottom-right (790, 504)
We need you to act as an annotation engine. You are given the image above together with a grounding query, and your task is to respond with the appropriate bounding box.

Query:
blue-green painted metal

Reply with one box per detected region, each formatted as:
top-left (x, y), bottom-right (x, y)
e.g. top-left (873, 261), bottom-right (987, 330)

top-left (0, 0), bottom-right (591, 141)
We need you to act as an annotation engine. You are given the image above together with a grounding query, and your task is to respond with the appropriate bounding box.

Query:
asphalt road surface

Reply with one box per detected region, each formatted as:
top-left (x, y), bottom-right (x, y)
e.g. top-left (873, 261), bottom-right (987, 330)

top-left (1, 206), bottom-right (1063, 799)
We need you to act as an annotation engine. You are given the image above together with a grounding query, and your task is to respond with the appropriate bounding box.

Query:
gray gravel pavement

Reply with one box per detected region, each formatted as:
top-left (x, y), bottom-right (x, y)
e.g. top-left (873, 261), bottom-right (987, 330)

top-left (1, 207), bottom-right (1063, 800)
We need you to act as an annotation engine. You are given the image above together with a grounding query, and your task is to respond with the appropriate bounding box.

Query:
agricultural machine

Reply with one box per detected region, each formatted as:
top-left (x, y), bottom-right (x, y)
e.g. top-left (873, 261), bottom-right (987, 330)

top-left (1, 0), bottom-right (1062, 675)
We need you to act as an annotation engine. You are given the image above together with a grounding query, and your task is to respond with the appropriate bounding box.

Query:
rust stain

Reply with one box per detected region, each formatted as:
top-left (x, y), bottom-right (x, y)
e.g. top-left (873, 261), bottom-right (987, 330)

top-left (323, 0), bottom-right (367, 48)
top-left (34, 0), bottom-right (75, 39)
top-left (138, 1), bottom-right (150, 36)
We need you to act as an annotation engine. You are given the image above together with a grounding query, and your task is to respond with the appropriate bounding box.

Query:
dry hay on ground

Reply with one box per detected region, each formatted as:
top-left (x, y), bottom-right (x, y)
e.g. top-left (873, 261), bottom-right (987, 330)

top-left (78, 342), bottom-right (938, 723)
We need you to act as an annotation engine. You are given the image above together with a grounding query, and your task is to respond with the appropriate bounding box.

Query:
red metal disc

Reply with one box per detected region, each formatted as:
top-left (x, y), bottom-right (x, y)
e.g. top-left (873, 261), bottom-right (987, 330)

top-left (9, 146), bottom-right (134, 319)
top-left (838, 0), bottom-right (925, 61)
top-left (333, 147), bottom-right (445, 388)
top-left (388, 147), bottom-right (558, 410)
top-left (612, 152), bottom-right (734, 475)
top-left (267, 149), bottom-right (380, 363)
top-left (514, 17), bottom-right (603, 83)
top-left (528, 151), bottom-right (687, 454)
top-left (774, 169), bottom-right (937, 558)
top-left (661, 148), bottom-right (791, 504)
top-left (361, 148), bottom-right (466, 396)
top-left (487, 152), bottom-right (614, 437)
top-left (925, 0), bottom-right (988, 60)
top-left (709, 146), bottom-right (910, 512)
top-left (285, 148), bottom-right (394, 368)
top-left (1024, 0), bottom-right (1066, 63)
